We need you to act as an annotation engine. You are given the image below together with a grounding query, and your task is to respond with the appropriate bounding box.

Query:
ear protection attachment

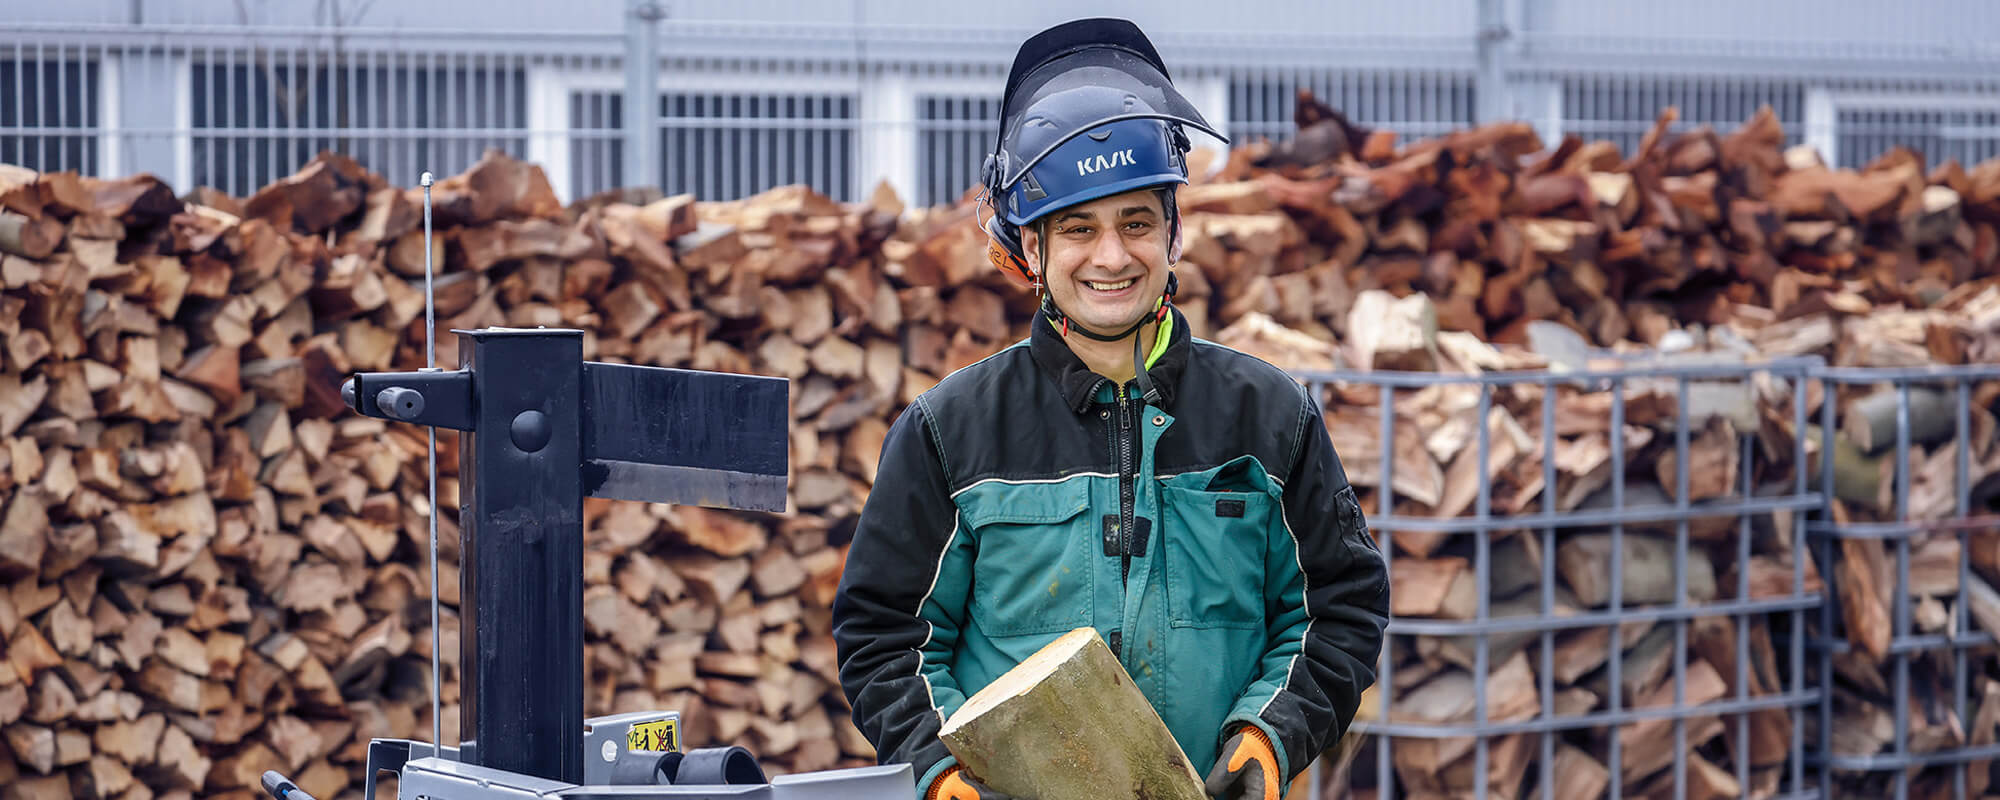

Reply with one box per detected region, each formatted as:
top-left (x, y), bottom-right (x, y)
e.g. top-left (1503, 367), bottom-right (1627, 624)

top-left (980, 152), bottom-right (1039, 288)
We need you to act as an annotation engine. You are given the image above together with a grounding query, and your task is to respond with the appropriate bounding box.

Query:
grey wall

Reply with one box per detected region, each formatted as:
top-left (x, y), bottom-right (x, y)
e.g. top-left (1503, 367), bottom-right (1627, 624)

top-left (15, 0), bottom-right (1994, 46)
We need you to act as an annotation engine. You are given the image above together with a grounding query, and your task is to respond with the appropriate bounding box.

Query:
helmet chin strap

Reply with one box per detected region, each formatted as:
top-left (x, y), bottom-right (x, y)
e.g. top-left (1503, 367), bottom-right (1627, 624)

top-left (1038, 294), bottom-right (1153, 342)
top-left (1038, 277), bottom-right (1172, 406)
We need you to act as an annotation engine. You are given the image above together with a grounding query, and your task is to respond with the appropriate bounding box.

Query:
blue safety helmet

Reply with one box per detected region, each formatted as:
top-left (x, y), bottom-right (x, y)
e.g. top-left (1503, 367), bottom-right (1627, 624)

top-left (981, 18), bottom-right (1228, 288)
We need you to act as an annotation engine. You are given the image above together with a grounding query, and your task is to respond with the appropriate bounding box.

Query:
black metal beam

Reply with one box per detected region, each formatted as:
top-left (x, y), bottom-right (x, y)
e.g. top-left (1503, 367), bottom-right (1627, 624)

top-left (579, 362), bottom-right (789, 512)
top-left (457, 328), bottom-right (584, 784)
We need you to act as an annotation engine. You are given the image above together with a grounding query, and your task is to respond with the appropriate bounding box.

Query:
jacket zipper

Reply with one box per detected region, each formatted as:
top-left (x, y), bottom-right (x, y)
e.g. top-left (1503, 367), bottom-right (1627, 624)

top-left (1117, 383), bottom-right (1135, 589)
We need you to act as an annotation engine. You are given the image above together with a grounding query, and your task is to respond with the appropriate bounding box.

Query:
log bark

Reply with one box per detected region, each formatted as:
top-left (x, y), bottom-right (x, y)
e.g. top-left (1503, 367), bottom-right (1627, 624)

top-left (939, 628), bottom-right (1207, 800)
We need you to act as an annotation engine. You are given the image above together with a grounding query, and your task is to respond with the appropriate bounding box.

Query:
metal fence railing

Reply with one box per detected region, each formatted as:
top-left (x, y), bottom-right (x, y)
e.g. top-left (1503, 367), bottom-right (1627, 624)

top-left (1808, 365), bottom-right (2000, 800)
top-left (1293, 357), bottom-right (1828, 800)
top-left (4, 26), bottom-right (618, 199)
top-left (9, 17), bottom-right (2000, 206)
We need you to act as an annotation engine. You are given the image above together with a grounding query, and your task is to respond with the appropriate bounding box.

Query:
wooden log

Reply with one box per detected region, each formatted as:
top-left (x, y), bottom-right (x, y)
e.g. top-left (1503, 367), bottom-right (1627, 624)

top-left (1652, 416), bottom-right (1739, 502)
top-left (1556, 533), bottom-right (1718, 608)
top-left (1841, 385), bottom-right (1956, 456)
top-left (0, 211), bottom-right (64, 259)
top-left (938, 627), bottom-right (1207, 800)
top-left (0, 492), bottom-right (48, 579)
top-left (1837, 535), bottom-right (1894, 661)
top-left (1347, 289), bottom-right (1437, 371)
top-left (1616, 658), bottom-right (1729, 783)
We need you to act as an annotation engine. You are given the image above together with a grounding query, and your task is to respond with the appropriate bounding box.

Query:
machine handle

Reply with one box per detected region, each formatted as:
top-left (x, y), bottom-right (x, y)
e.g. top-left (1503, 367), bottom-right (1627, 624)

top-left (262, 771), bottom-right (320, 800)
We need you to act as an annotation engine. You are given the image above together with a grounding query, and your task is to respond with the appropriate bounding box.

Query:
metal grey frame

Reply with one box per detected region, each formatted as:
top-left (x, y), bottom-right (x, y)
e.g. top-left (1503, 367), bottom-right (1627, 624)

top-left (1289, 356), bottom-right (1827, 800)
top-left (1808, 364), bottom-right (2000, 800)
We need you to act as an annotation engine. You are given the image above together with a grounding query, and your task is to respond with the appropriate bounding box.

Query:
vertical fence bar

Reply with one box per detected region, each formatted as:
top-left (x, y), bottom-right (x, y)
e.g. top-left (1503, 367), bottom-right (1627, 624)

top-left (54, 42), bottom-right (65, 172)
top-left (1736, 433), bottom-right (1753, 797)
top-left (1673, 374), bottom-right (1690, 800)
top-left (1377, 381), bottom-right (1396, 800)
top-left (1539, 379), bottom-right (1556, 800)
top-left (1818, 378), bottom-right (1836, 800)
top-left (1893, 381), bottom-right (1912, 800)
top-left (1953, 379), bottom-right (1972, 800)
top-left (1793, 372), bottom-right (1809, 799)
top-left (1473, 382), bottom-right (1491, 800)
top-left (1608, 375), bottom-right (1625, 799)
top-left (35, 40), bottom-right (47, 171)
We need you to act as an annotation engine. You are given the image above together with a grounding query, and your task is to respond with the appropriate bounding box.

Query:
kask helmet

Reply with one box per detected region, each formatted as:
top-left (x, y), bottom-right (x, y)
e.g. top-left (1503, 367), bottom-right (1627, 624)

top-left (981, 17), bottom-right (1228, 289)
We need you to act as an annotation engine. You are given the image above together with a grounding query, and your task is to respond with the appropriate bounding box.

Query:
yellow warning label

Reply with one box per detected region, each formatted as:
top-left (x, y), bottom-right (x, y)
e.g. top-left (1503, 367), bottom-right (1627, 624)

top-left (627, 718), bottom-right (679, 753)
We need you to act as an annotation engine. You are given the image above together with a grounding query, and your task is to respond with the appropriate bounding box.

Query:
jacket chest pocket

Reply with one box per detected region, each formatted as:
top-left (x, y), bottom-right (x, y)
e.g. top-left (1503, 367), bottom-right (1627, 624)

top-left (1162, 458), bottom-right (1279, 630)
top-left (962, 481), bottom-right (1095, 638)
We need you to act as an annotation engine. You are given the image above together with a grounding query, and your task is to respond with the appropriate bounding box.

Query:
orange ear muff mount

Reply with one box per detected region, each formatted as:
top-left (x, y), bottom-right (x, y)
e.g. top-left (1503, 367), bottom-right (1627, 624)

top-left (978, 195), bottom-right (1039, 289)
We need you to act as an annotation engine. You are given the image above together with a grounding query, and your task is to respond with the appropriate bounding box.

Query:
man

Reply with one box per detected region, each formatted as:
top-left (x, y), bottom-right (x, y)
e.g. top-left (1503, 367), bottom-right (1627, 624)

top-left (833, 17), bottom-right (1388, 800)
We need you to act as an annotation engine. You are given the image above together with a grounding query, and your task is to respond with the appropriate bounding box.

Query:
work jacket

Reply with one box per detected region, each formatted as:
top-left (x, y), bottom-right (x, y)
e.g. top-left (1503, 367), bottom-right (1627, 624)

top-left (832, 305), bottom-right (1389, 793)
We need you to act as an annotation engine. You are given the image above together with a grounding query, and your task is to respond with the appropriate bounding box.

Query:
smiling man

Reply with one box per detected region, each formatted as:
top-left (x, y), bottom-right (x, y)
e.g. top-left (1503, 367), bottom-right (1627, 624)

top-left (832, 17), bottom-right (1388, 800)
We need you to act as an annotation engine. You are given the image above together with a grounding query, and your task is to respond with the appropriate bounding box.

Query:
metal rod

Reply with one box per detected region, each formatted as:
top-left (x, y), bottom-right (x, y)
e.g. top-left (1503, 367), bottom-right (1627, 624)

top-left (1375, 381), bottom-right (1395, 800)
top-left (421, 169), bottom-right (443, 751)
top-left (1609, 376), bottom-right (1625, 799)
top-left (1673, 375), bottom-right (1689, 800)
top-left (1539, 378), bottom-right (1556, 800)
top-left (1818, 373), bottom-right (1836, 799)
top-left (1955, 379), bottom-right (1972, 800)
top-left (1796, 375), bottom-right (1813, 798)
top-left (1736, 433), bottom-right (1752, 798)
top-left (1473, 384), bottom-right (1491, 800)
top-left (1893, 383), bottom-right (1911, 764)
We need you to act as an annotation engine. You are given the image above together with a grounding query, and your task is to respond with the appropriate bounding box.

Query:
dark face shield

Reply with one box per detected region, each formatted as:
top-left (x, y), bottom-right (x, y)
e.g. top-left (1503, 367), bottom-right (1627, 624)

top-left (988, 18), bottom-right (1228, 225)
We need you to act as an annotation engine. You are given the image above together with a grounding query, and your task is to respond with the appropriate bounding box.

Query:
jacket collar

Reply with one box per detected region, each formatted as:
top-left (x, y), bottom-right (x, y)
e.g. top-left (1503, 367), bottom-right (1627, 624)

top-left (1030, 303), bottom-right (1191, 414)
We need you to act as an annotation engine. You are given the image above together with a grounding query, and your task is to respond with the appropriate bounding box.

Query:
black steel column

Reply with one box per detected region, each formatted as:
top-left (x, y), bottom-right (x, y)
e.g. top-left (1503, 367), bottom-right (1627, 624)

top-left (457, 328), bottom-right (584, 783)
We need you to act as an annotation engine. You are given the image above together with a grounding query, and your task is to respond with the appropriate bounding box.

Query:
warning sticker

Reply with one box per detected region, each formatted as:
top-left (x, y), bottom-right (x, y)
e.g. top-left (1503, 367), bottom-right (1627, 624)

top-left (626, 718), bottom-right (680, 753)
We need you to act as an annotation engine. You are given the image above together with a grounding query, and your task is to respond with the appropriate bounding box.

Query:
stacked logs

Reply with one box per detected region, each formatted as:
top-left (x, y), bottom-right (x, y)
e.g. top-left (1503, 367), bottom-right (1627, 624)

top-left (0, 91), bottom-right (1998, 800)
top-left (0, 156), bottom-right (893, 800)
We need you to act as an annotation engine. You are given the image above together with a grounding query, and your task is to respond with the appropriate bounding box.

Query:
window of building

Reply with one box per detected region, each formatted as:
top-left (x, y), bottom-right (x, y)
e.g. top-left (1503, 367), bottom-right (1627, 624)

top-left (1228, 70), bottom-right (1476, 145)
top-left (567, 90), bottom-right (624, 202)
top-left (0, 57), bottom-right (101, 174)
top-left (1836, 104), bottom-right (2000, 170)
top-left (190, 57), bottom-right (528, 197)
top-left (566, 89), bottom-right (859, 203)
top-left (916, 94), bottom-right (999, 208)
top-left (1561, 76), bottom-right (1804, 158)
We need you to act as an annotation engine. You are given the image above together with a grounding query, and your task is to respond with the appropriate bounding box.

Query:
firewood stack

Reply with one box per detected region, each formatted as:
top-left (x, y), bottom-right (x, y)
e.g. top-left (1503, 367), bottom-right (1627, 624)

top-left (0, 89), bottom-right (1998, 799)
top-left (0, 155), bottom-right (895, 800)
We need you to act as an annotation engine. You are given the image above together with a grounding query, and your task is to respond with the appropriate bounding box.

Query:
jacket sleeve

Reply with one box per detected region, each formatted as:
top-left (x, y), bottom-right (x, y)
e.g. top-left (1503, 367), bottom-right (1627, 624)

top-left (1222, 387), bottom-right (1390, 784)
top-left (831, 398), bottom-right (977, 792)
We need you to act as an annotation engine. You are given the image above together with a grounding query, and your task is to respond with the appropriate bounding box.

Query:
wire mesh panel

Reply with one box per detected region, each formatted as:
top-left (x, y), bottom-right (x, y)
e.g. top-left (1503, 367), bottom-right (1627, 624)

top-left (1808, 365), bottom-right (2000, 800)
top-left (1297, 357), bottom-right (1824, 800)
top-left (0, 49), bottom-right (101, 174)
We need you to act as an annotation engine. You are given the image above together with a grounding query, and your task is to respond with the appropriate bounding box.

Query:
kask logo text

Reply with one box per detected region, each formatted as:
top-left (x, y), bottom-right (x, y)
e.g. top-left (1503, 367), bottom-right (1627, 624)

top-left (1076, 149), bottom-right (1136, 176)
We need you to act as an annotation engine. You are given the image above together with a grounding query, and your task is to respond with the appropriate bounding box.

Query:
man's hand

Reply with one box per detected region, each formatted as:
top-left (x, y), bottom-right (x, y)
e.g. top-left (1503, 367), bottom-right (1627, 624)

top-left (927, 766), bottom-right (1014, 800)
top-left (1204, 725), bottom-right (1280, 800)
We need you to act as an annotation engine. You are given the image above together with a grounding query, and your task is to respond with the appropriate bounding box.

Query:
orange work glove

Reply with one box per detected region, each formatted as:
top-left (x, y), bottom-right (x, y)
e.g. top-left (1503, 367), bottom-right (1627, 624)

top-left (1204, 725), bottom-right (1280, 800)
top-left (927, 765), bottom-right (1015, 800)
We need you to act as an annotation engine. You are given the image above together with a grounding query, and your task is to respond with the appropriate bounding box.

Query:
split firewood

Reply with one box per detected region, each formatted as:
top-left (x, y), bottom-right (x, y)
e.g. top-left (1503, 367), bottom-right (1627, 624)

top-left (939, 628), bottom-right (1207, 800)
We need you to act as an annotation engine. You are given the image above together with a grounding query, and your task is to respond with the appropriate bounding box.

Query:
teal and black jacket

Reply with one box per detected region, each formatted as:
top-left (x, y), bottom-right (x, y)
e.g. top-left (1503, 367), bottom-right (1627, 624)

top-left (832, 305), bottom-right (1388, 790)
